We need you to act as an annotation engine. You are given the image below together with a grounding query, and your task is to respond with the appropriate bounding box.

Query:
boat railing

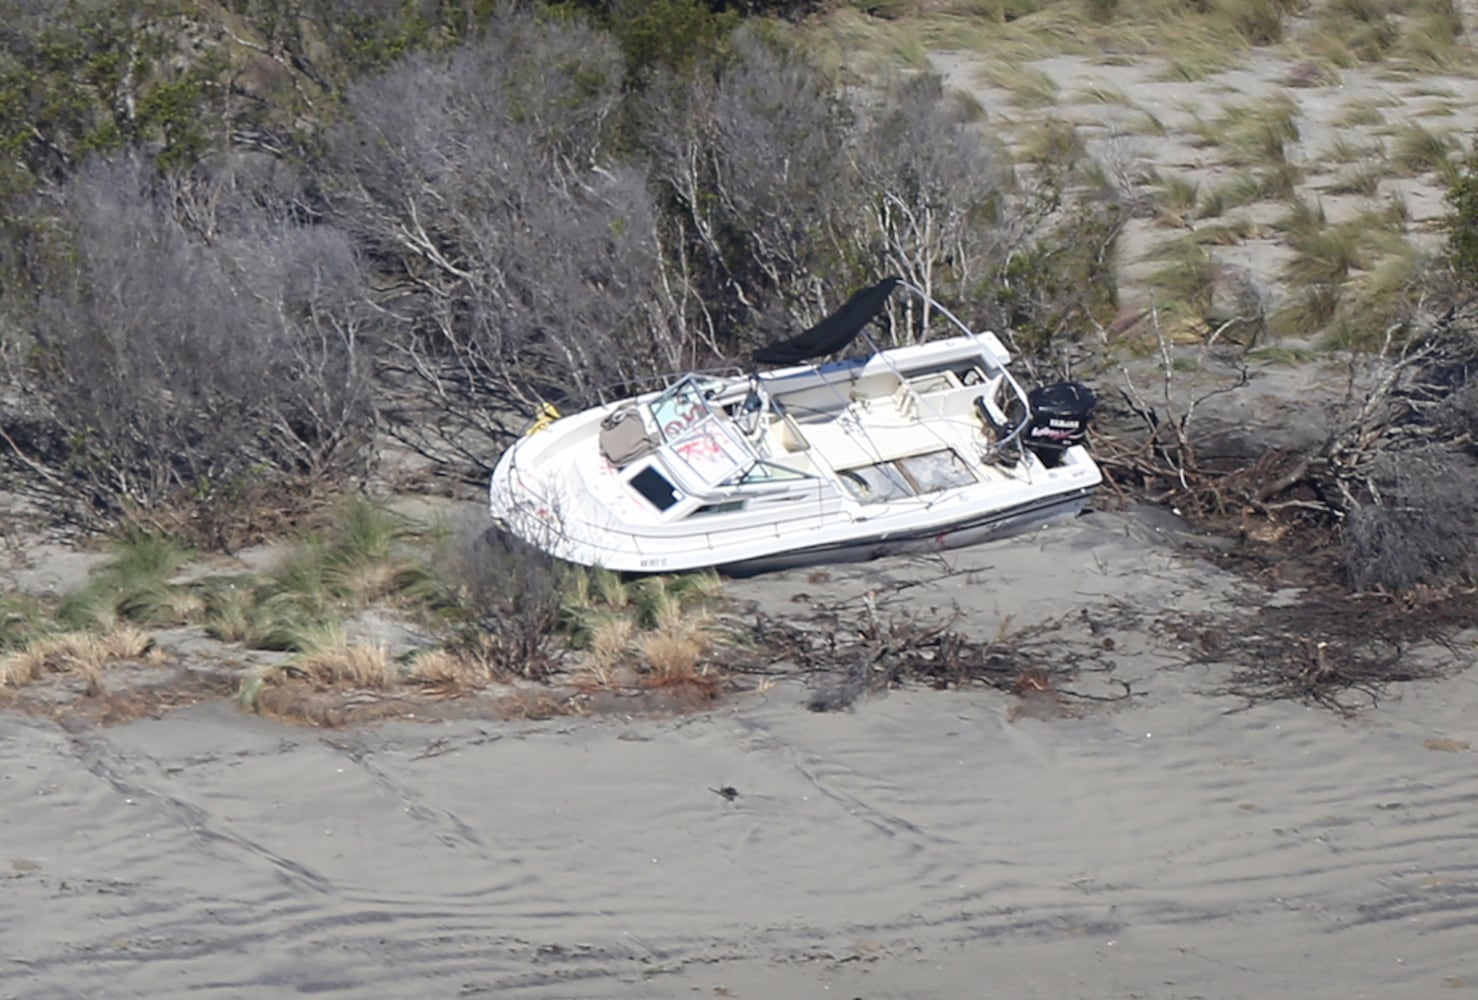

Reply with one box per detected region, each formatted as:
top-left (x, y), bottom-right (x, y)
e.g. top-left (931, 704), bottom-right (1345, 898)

top-left (588, 365), bottom-right (749, 408)
top-left (887, 280), bottom-right (1035, 450)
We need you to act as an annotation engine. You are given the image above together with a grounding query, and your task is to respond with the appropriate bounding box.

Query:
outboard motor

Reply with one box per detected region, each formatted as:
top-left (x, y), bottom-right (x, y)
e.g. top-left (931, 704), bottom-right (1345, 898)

top-left (1024, 382), bottom-right (1096, 468)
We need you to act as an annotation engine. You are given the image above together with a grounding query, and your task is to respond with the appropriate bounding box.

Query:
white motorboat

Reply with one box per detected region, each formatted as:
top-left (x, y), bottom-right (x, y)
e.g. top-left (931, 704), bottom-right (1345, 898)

top-left (488, 277), bottom-right (1101, 575)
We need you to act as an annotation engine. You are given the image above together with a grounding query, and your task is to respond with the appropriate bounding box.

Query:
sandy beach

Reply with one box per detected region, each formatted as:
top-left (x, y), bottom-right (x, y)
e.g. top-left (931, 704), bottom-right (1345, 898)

top-left (4, 505), bottom-right (1475, 999)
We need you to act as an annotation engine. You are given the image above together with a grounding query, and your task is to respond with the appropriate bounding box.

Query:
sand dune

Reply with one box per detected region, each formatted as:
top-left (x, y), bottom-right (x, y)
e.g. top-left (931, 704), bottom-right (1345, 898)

top-left (3, 508), bottom-right (1474, 999)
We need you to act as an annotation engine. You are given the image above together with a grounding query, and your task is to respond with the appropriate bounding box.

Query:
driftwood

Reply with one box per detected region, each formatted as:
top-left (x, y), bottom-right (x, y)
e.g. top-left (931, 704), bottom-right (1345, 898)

top-left (736, 598), bottom-right (1136, 713)
top-left (1163, 589), bottom-right (1475, 715)
top-left (1093, 301), bottom-right (1478, 590)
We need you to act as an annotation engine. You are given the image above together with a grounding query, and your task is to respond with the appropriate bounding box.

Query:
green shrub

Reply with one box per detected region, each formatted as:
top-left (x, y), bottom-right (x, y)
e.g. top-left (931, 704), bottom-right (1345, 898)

top-left (1445, 155), bottom-right (1478, 284)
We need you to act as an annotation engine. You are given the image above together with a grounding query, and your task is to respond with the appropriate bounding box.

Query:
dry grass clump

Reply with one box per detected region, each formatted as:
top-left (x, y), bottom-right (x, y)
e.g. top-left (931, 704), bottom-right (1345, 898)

top-left (560, 568), bottom-right (728, 694)
top-left (407, 647), bottom-right (496, 691)
top-left (291, 626), bottom-right (396, 688)
top-left (238, 629), bottom-right (399, 725)
top-left (0, 626), bottom-right (155, 694)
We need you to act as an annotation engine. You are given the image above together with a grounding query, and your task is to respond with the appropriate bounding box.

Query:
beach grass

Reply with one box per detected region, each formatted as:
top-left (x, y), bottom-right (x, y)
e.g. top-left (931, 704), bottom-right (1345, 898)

top-left (0, 627), bottom-right (154, 692)
top-left (1390, 122), bottom-right (1458, 175)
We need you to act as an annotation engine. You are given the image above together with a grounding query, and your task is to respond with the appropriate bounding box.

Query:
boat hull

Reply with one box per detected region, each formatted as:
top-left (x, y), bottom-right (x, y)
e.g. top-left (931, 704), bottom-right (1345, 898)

top-left (715, 484), bottom-right (1095, 576)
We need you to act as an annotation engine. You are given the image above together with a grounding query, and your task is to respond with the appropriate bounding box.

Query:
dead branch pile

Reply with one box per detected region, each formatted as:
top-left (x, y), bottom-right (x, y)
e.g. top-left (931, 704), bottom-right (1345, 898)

top-left (1095, 312), bottom-right (1478, 591)
top-left (740, 600), bottom-right (1135, 712)
top-left (1161, 589), bottom-right (1476, 715)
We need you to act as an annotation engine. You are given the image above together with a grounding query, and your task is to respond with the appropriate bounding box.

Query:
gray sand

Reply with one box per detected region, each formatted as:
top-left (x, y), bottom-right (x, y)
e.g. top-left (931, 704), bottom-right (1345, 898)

top-left (3, 507), bottom-right (1475, 999)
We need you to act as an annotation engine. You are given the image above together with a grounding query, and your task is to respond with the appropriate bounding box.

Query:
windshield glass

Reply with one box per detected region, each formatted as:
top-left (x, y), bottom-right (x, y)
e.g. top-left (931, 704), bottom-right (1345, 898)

top-left (650, 378), bottom-right (712, 441)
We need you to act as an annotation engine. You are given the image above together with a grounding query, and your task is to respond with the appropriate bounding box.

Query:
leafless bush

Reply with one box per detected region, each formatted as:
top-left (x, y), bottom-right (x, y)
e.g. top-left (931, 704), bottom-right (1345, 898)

top-left (639, 29), bottom-right (863, 344)
top-left (327, 8), bottom-right (690, 470)
top-left (850, 73), bottom-right (1015, 342)
top-left (0, 156), bottom-right (375, 537)
top-left (442, 525), bottom-right (571, 681)
top-left (1341, 448), bottom-right (1478, 592)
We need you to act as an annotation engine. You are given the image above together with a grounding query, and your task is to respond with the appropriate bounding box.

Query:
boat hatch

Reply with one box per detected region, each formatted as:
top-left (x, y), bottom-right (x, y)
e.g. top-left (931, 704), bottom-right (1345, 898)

top-left (630, 466), bottom-right (682, 511)
top-left (838, 448), bottom-right (977, 502)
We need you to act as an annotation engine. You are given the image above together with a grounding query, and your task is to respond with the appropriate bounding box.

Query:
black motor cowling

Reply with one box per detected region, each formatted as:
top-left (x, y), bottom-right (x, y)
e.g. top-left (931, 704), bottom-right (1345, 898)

top-left (1024, 381), bottom-right (1096, 467)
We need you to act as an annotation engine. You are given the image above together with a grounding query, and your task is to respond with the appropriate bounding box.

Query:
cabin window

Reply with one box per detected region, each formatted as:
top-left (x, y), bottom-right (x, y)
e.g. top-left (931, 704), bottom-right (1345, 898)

top-left (629, 466), bottom-right (681, 511)
top-left (691, 500), bottom-right (745, 516)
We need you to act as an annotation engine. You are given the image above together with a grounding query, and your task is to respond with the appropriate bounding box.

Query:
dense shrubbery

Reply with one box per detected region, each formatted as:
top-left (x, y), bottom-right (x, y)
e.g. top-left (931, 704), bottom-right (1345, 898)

top-left (3, 0), bottom-right (1125, 527)
top-left (0, 156), bottom-right (375, 534)
top-left (4, 0), bottom-right (1477, 602)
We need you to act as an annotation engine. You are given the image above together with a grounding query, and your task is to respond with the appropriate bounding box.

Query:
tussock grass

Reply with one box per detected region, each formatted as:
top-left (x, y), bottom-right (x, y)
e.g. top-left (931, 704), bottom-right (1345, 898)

top-left (1284, 225), bottom-right (1367, 286)
top-left (0, 627), bottom-right (154, 691)
top-left (976, 63), bottom-right (1060, 108)
top-left (199, 576), bottom-right (256, 642)
top-left (1200, 169), bottom-right (1293, 215)
top-left (1158, 44), bottom-right (1242, 83)
top-left (1218, 0), bottom-right (1298, 46)
top-left (1391, 122), bottom-right (1457, 174)
top-left (1072, 82), bottom-right (1133, 105)
top-left (1271, 283), bottom-right (1343, 337)
top-left (1325, 163), bottom-right (1384, 197)
top-left (1396, 3), bottom-right (1464, 70)
top-left (1316, 0), bottom-right (1399, 63)
top-left (1155, 174), bottom-right (1200, 226)
top-left (1144, 238), bottom-right (1215, 314)
top-left (1335, 97), bottom-right (1394, 128)
top-left (290, 625), bottom-right (396, 688)
top-left (57, 531), bottom-right (197, 630)
top-left (1321, 134), bottom-right (1383, 166)
top-left (1188, 217), bottom-right (1257, 245)
top-left (1132, 107), bottom-right (1169, 136)
top-left (918, 4), bottom-right (1094, 60)
top-left (796, 8), bottom-right (931, 76)
top-left (0, 594), bottom-right (51, 653)
top-left (1194, 93), bottom-right (1300, 166)
top-left (1018, 119), bottom-right (1084, 165)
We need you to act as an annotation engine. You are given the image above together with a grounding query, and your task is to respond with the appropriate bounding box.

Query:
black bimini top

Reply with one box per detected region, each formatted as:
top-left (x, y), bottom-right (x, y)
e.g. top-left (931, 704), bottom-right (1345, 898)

top-left (752, 277), bottom-right (901, 367)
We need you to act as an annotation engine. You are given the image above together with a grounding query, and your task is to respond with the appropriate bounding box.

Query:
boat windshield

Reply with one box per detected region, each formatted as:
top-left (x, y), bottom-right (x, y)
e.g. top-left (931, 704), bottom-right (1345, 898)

top-left (662, 415), bottom-right (755, 492)
top-left (651, 376), bottom-right (718, 442)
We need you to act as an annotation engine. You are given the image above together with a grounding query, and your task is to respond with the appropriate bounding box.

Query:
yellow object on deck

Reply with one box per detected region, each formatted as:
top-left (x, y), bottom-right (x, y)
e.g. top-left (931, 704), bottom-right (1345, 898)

top-left (524, 401), bottom-right (561, 435)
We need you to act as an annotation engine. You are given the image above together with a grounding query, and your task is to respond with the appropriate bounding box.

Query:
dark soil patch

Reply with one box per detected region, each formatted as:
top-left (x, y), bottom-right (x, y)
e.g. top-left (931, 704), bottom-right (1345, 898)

top-left (1, 665), bottom-right (237, 727)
